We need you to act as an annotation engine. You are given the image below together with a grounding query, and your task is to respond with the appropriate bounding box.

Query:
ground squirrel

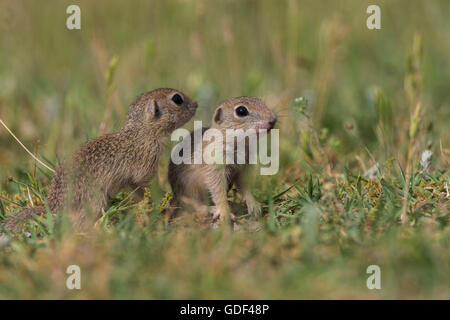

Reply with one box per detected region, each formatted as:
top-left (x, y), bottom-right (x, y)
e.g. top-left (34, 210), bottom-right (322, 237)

top-left (1, 88), bottom-right (198, 234)
top-left (168, 96), bottom-right (277, 225)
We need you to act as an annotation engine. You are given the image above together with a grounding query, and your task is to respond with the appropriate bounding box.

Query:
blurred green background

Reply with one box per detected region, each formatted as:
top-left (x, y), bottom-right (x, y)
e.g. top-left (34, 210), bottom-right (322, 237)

top-left (1, 0), bottom-right (449, 183)
top-left (0, 0), bottom-right (448, 299)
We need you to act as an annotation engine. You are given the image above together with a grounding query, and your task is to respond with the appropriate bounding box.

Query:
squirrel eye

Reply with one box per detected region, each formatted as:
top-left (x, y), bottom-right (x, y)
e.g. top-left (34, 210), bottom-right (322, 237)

top-left (235, 106), bottom-right (249, 117)
top-left (172, 94), bottom-right (183, 105)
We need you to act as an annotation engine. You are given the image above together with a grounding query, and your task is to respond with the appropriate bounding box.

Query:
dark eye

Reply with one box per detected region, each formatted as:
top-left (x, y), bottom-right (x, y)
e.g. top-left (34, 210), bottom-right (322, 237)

top-left (235, 106), bottom-right (249, 117)
top-left (172, 94), bottom-right (183, 105)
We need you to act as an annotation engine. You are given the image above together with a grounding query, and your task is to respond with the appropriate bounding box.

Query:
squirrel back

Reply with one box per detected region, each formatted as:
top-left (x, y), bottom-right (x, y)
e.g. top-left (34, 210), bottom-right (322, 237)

top-left (1, 88), bottom-right (198, 235)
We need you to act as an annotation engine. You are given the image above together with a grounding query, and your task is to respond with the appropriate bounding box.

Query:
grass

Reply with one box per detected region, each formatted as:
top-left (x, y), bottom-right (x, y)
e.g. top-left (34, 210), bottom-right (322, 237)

top-left (0, 0), bottom-right (449, 299)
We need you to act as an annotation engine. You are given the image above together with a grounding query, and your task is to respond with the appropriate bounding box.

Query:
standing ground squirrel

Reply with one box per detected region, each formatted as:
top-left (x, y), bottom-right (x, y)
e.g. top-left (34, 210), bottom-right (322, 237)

top-left (2, 88), bottom-right (198, 234)
top-left (168, 96), bottom-right (277, 225)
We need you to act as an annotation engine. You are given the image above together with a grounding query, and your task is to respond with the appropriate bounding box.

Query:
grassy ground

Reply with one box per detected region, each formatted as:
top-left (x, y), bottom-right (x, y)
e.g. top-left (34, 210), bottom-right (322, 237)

top-left (0, 0), bottom-right (449, 299)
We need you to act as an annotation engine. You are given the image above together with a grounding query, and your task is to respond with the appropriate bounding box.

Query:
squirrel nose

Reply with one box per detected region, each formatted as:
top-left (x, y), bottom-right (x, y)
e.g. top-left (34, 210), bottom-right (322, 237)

top-left (268, 116), bottom-right (277, 129)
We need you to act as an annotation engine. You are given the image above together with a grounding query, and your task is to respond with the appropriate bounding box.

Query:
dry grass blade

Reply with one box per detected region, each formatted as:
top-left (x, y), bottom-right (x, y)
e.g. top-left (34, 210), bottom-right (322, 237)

top-left (0, 119), bottom-right (55, 173)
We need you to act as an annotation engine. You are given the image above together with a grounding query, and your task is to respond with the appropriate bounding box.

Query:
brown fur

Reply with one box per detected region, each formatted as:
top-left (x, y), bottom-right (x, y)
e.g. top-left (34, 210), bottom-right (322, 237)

top-left (168, 96), bottom-right (276, 225)
top-left (1, 88), bottom-right (197, 234)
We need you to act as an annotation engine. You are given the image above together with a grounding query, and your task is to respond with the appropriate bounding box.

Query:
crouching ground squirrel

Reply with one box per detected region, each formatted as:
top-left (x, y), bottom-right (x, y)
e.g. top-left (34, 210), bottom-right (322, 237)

top-left (1, 88), bottom-right (198, 234)
top-left (168, 96), bottom-right (277, 225)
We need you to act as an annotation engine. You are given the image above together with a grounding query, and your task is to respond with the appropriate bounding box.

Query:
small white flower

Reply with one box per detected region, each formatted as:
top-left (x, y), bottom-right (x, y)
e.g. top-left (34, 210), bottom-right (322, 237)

top-left (294, 96), bottom-right (305, 104)
top-left (364, 163), bottom-right (380, 180)
top-left (420, 150), bottom-right (433, 172)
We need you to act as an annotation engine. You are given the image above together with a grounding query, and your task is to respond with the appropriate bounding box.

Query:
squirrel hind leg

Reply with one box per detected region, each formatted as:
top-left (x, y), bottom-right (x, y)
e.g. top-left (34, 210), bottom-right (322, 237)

top-left (0, 205), bottom-right (47, 236)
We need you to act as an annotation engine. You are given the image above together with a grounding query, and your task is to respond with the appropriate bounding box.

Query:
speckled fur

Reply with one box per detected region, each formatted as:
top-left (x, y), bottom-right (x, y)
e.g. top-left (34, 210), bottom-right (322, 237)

top-left (2, 88), bottom-right (197, 234)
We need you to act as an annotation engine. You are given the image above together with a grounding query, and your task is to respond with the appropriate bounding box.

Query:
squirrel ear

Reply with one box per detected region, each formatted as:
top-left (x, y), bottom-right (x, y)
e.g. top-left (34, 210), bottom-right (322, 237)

top-left (213, 107), bottom-right (223, 125)
top-left (147, 100), bottom-right (160, 118)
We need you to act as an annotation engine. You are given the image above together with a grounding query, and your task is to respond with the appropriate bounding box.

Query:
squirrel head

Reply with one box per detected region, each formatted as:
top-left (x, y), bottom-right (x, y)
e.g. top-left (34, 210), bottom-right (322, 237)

top-left (124, 88), bottom-right (198, 136)
top-left (211, 96), bottom-right (277, 132)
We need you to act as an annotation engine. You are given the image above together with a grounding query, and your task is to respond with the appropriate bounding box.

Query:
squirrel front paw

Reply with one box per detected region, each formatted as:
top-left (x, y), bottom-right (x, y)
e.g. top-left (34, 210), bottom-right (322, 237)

top-left (245, 196), bottom-right (261, 217)
top-left (210, 206), bottom-right (237, 228)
